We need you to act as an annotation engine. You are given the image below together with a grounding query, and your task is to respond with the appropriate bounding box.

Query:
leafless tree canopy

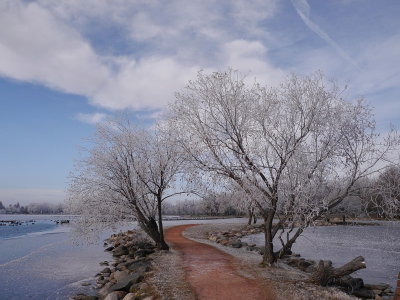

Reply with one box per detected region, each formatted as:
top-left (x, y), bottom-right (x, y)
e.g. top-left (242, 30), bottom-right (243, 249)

top-left (67, 118), bottom-right (185, 249)
top-left (169, 69), bottom-right (399, 264)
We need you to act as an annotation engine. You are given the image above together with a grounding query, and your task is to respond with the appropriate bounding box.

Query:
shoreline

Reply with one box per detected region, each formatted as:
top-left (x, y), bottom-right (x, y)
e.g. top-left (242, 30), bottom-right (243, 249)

top-left (69, 220), bottom-right (399, 300)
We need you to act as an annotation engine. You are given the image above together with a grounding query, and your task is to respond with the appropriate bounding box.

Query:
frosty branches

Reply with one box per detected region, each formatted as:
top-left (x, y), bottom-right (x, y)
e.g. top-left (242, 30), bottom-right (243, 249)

top-left (169, 69), bottom-right (399, 264)
top-left (67, 118), bottom-right (184, 249)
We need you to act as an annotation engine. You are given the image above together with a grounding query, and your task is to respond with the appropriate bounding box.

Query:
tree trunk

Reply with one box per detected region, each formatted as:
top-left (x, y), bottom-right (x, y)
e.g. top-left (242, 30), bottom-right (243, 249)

top-left (261, 213), bottom-right (275, 266)
top-left (136, 207), bottom-right (169, 251)
top-left (276, 227), bottom-right (304, 259)
top-left (310, 256), bottom-right (366, 286)
top-left (157, 195), bottom-right (169, 250)
top-left (248, 208), bottom-right (253, 225)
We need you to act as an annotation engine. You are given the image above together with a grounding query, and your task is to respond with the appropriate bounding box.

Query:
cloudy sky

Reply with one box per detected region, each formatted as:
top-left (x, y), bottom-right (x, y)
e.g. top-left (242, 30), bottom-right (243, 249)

top-left (0, 0), bottom-right (399, 205)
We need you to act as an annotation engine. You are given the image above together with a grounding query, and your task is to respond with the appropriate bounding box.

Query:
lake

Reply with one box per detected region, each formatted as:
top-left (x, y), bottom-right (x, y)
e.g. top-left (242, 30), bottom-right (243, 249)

top-left (0, 215), bottom-right (246, 300)
top-left (242, 221), bottom-right (400, 288)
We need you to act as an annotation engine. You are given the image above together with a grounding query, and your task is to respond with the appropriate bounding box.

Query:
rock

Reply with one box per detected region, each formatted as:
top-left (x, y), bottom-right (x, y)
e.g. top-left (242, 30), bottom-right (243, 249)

top-left (136, 242), bottom-right (154, 249)
top-left (353, 288), bottom-right (376, 299)
top-left (373, 289), bottom-right (382, 296)
top-left (135, 249), bottom-right (154, 257)
top-left (230, 241), bottom-right (242, 248)
top-left (105, 246), bottom-right (115, 252)
top-left (114, 270), bottom-right (130, 282)
top-left (139, 282), bottom-right (149, 291)
top-left (220, 239), bottom-right (229, 246)
top-left (142, 297), bottom-right (154, 300)
top-left (81, 282), bottom-right (91, 286)
top-left (125, 259), bottom-right (151, 272)
top-left (122, 293), bottom-right (136, 300)
top-left (113, 245), bottom-right (129, 257)
top-left (100, 261), bottom-right (109, 266)
top-left (364, 284), bottom-right (390, 291)
top-left (297, 259), bottom-right (314, 271)
top-left (129, 283), bottom-right (140, 293)
top-left (98, 282), bottom-right (113, 298)
top-left (101, 267), bottom-right (112, 274)
top-left (109, 273), bottom-right (143, 292)
top-left (104, 291), bottom-right (127, 300)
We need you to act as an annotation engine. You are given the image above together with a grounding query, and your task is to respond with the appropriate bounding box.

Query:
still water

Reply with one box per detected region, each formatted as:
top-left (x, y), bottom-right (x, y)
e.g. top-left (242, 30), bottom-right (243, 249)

top-left (0, 215), bottom-right (246, 300)
top-left (242, 221), bottom-right (400, 288)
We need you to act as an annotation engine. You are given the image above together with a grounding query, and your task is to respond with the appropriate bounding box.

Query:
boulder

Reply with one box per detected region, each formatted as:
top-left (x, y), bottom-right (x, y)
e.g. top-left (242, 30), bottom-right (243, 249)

top-left (136, 242), bottom-right (154, 249)
top-left (113, 245), bottom-right (129, 257)
top-left (230, 241), bottom-right (242, 248)
top-left (364, 284), bottom-right (390, 291)
top-left (105, 246), bottom-right (114, 252)
top-left (220, 240), bottom-right (229, 246)
top-left (101, 267), bottom-right (112, 274)
top-left (297, 259), bottom-right (314, 271)
top-left (114, 270), bottom-right (130, 282)
top-left (98, 282), bottom-right (113, 298)
top-left (104, 291), bottom-right (127, 300)
top-left (81, 282), bottom-right (91, 286)
top-left (125, 259), bottom-right (151, 272)
top-left (122, 293), bottom-right (136, 300)
top-left (353, 288), bottom-right (376, 299)
top-left (109, 273), bottom-right (143, 292)
top-left (135, 249), bottom-right (154, 257)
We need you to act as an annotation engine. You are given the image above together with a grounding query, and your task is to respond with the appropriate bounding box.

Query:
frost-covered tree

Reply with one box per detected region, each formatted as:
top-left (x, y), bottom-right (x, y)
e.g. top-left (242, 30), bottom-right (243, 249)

top-left (362, 166), bottom-right (400, 218)
top-left (67, 118), bottom-right (185, 250)
top-left (170, 69), bottom-right (398, 265)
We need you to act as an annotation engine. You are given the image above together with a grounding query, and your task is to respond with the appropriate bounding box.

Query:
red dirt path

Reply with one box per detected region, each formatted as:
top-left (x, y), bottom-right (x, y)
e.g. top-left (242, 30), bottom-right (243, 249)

top-left (165, 224), bottom-right (274, 300)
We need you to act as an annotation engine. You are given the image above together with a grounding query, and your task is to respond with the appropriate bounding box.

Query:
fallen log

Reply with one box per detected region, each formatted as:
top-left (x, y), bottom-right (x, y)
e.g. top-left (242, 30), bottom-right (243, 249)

top-left (310, 256), bottom-right (366, 286)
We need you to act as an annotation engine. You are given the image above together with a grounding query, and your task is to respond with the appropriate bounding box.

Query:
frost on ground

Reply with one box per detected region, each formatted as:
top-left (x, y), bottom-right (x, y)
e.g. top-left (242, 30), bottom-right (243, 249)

top-left (149, 249), bottom-right (196, 300)
top-left (183, 223), bottom-right (357, 300)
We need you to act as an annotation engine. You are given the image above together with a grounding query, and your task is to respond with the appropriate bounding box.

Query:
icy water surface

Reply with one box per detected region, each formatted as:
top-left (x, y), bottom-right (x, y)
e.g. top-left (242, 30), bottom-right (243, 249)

top-left (0, 215), bottom-right (247, 300)
top-left (242, 221), bottom-right (400, 288)
top-left (0, 215), bottom-right (111, 300)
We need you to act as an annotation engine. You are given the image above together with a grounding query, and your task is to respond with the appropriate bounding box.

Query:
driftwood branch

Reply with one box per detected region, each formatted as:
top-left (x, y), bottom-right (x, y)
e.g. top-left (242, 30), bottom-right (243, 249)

top-left (310, 256), bottom-right (366, 286)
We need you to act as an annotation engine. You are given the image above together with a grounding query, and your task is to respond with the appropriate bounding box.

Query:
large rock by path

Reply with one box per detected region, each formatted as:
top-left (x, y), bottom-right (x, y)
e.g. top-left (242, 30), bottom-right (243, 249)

top-left (125, 259), bottom-right (151, 272)
top-left (109, 273), bottom-right (143, 292)
top-left (113, 245), bottom-right (128, 257)
top-left (121, 293), bottom-right (136, 300)
top-left (104, 291), bottom-right (127, 300)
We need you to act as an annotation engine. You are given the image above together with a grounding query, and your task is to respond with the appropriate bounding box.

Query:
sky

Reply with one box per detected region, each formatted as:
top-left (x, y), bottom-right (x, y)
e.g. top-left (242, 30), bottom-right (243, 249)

top-left (0, 0), bottom-right (399, 205)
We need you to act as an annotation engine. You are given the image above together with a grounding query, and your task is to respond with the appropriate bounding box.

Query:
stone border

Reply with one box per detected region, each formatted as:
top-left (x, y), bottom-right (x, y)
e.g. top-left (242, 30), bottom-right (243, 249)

top-left (71, 230), bottom-right (158, 300)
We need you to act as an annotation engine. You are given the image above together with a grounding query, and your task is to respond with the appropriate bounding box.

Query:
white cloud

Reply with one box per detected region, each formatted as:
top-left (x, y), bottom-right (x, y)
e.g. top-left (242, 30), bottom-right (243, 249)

top-left (76, 112), bottom-right (108, 124)
top-left (0, 188), bottom-right (65, 206)
top-left (0, 0), bottom-right (281, 112)
top-left (221, 40), bottom-right (284, 85)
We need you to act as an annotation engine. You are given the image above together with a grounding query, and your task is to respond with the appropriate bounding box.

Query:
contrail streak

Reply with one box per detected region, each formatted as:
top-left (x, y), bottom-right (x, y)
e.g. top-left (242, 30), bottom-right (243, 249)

top-left (291, 0), bottom-right (359, 69)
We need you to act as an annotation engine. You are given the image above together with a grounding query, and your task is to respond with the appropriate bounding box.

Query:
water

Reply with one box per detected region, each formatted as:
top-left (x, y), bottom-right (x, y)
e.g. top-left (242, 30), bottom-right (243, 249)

top-left (0, 215), bottom-right (247, 300)
top-left (242, 221), bottom-right (400, 288)
top-left (0, 215), bottom-right (111, 300)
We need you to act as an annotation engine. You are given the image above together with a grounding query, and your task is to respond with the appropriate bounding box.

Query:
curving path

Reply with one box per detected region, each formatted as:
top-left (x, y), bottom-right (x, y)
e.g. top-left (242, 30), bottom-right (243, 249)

top-left (165, 224), bottom-right (274, 300)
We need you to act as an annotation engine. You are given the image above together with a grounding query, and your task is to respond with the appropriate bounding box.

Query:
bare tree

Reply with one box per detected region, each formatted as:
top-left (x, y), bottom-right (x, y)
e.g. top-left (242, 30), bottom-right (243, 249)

top-left (67, 118), bottom-right (185, 250)
top-left (169, 69), bottom-right (398, 265)
top-left (362, 166), bottom-right (400, 218)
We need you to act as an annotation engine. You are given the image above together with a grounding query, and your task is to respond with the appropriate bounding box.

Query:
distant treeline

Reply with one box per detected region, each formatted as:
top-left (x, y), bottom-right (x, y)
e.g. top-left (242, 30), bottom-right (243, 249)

top-left (0, 201), bottom-right (64, 214)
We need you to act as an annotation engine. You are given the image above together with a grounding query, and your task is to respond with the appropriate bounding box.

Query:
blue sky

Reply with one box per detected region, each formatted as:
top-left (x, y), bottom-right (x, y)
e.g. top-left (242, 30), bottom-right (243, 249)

top-left (0, 0), bottom-right (399, 205)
